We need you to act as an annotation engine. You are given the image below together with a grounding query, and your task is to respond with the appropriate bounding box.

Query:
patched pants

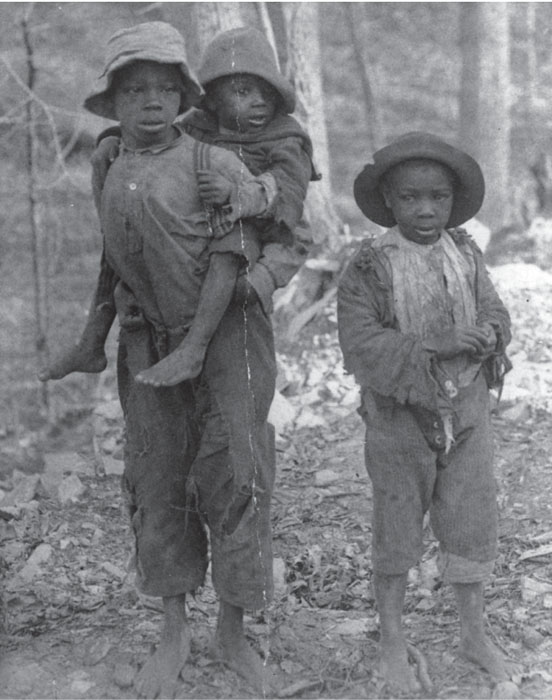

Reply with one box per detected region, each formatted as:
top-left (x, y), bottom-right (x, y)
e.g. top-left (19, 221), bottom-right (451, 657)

top-left (118, 301), bottom-right (276, 609)
top-left (362, 372), bottom-right (498, 582)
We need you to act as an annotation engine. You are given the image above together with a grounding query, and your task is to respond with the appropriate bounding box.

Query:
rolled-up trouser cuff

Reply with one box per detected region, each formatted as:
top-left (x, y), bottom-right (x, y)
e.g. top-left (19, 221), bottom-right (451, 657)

top-left (438, 550), bottom-right (494, 584)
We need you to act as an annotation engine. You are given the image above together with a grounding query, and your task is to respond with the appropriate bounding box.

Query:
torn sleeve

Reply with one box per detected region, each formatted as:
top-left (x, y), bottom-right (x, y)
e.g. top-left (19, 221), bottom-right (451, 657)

top-left (337, 257), bottom-right (441, 412)
top-left (263, 136), bottom-right (315, 234)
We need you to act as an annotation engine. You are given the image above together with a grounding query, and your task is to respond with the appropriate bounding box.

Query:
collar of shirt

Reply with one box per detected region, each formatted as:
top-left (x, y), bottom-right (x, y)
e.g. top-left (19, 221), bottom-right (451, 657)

top-left (119, 124), bottom-right (186, 156)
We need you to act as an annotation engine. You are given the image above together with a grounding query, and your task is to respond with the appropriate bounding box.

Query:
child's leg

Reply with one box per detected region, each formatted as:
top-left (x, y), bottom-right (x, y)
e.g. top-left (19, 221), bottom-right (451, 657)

top-left (212, 601), bottom-right (272, 693)
top-left (374, 573), bottom-right (421, 692)
top-left (434, 376), bottom-right (509, 680)
top-left (363, 402), bottom-right (436, 691)
top-left (137, 252), bottom-right (240, 386)
top-left (452, 582), bottom-right (510, 680)
top-left (134, 594), bottom-right (191, 699)
top-left (38, 255), bottom-right (116, 381)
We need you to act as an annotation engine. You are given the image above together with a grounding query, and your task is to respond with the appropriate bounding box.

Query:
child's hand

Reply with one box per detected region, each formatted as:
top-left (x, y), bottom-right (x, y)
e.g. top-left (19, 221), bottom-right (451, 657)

top-left (424, 325), bottom-right (491, 360)
top-left (471, 323), bottom-right (498, 361)
top-left (197, 170), bottom-right (233, 205)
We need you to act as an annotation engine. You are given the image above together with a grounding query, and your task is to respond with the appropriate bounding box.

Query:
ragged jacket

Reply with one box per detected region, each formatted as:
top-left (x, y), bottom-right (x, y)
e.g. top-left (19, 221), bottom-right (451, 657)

top-left (181, 109), bottom-right (319, 310)
top-left (337, 228), bottom-right (512, 418)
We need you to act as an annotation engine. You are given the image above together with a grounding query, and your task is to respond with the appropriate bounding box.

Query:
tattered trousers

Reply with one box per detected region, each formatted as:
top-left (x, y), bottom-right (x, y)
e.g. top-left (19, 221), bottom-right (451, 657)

top-left (117, 302), bottom-right (276, 610)
top-left (362, 372), bottom-right (498, 582)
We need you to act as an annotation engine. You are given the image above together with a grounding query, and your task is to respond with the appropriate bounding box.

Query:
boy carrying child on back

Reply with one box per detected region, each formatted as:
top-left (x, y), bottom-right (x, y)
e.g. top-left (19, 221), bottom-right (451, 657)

top-left (338, 133), bottom-right (512, 693)
top-left (41, 22), bottom-right (316, 699)
top-left (40, 25), bottom-right (316, 387)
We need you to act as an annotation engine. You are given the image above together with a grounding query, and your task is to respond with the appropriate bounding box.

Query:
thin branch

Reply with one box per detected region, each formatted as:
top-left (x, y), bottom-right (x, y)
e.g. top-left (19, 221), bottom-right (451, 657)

top-left (1, 54), bottom-right (73, 185)
top-left (21, 8), bottom-right (50, 410)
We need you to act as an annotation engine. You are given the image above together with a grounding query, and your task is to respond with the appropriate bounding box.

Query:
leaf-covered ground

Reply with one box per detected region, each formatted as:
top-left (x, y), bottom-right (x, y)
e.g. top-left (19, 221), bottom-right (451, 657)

top-left (2, 264), bottom-right (552, 699)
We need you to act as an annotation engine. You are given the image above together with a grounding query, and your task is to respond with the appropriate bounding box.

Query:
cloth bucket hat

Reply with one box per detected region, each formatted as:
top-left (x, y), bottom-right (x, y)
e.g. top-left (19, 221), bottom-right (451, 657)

top-left (353, 132), bottom-right (485, 228)
top-left (198, 26), bottom-right (295, 114)
top-left (84, 21), bottom-right (203, 121)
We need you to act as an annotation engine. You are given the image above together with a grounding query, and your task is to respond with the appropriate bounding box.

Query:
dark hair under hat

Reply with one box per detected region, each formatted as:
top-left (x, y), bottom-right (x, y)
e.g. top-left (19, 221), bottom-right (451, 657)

top-left (353, 132), bottom-right (485, 228)
top-left (198, 26), bottom-right (295, 114)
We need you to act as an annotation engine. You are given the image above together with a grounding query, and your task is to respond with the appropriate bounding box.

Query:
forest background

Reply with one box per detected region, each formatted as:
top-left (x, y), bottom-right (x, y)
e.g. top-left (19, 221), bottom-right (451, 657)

top-left (1, 0), bottom-right (550, 432)
top-left (3, 3), bottom-right (552, 699)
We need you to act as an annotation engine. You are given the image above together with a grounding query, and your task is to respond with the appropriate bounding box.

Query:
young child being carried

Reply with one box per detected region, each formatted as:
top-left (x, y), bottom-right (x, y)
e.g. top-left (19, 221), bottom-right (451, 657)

top-left (338, 133), bottom-right (512, 693)
top-left (39, 26), bottom-right (316, 387)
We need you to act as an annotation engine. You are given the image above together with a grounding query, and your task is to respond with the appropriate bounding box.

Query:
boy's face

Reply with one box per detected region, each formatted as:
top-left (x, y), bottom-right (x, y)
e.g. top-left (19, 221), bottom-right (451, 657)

top-left (113, 61), bottom-right (182, 149)
top-left (382, 160), bottom-right (455, 241)
top-left (207, 74), bottom-right (279, 133)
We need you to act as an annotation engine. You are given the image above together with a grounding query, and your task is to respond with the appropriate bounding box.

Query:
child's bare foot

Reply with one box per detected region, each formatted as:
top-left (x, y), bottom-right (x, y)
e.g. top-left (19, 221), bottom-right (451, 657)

top-left (38, 346), bottom-right (107, 381)
top-left (213, 601), bottom-right (274, 695)
top-left (380, 638), bottom-right (421, 693)
top-left (135, 596), bottom-right (190, 699)
top-left (136, 343), bottom-right (206, 387)
top-left (460, 633), bottom-right (510, 680)
top-left (212, 633), bottom-right (270, 694)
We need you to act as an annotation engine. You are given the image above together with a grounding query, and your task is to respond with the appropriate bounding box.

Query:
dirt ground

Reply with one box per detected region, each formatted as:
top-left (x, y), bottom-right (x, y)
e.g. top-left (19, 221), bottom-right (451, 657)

top-left (1, 384), bottom-right (552, 700)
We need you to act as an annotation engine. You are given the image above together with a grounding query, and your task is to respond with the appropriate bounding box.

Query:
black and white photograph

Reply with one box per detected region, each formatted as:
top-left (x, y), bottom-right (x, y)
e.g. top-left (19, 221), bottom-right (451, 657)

top-left (1, 2), bottom-right (552, 699)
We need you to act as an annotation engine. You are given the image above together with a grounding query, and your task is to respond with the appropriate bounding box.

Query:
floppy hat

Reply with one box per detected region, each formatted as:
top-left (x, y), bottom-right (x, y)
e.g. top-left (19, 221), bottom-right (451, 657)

top-left (84, 21), bottom-right (203, 121)
top-left (353, 132), bottom-right (485, 228)
top-left (198, 27), bottom-right (295, 114)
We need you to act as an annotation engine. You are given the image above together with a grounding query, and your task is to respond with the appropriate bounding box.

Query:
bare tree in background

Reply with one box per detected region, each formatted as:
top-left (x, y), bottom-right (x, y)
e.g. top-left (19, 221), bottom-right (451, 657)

top-left (344, 2), bottom-right (383, 152)
top-left (190, 2), bottom-right (255, 55)
top-left (525, 2), bottom-right (538, 114)
top-left (22, 6), bottom-right (50, 412)
top-left (459, 2), bottom-right (511, 230)
top-left (282, 2), bottom-right (342, 252)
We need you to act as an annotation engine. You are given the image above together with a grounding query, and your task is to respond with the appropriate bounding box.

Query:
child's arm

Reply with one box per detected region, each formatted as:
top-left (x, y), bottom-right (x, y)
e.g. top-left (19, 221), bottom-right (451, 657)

top-left (337, 250), bottom-right (443, 414)
top-left (236, 130), bottom-right (316, 310)
top-left (256, 132), bottom-right (317, 239)
top-left (230, 132), bottom-right (316, 311)
top-left (200, 154), bottom-right (277, 231)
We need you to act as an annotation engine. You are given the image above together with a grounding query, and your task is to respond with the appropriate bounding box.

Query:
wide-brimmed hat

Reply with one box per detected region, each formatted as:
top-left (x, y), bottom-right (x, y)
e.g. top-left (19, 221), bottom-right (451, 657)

top-left (198, 27), bottom-right (295, 114)
top-left (84, 21), bottom-right (203, 121)
top-left (353, 132), bottom-right (485, 228)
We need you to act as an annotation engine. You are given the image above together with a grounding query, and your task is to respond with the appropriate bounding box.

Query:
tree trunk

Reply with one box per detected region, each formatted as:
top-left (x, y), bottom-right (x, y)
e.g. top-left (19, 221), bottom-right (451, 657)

top-left (190, 2), bottom-right (257, 56)
top-left (282, 2), bottom-right (342, 253)
top-left (22, 8), bottom-right (50, 412)
top-left (458, 3), bottom-right (511, 230)
top-left (344, 2), bottom-right (383, 152)
top-left (525, 2), bottom-right (537, 127)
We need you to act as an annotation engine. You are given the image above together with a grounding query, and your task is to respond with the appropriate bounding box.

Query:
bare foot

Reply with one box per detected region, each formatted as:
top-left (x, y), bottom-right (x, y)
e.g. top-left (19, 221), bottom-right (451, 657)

top-left (38, 346), bottom-right (107, 381)
top-left (136, 343), bottom-right (206, 387)
top-left (134, 624), bottom-right (191, 699)
top-left (212, 634), bottom-right (271, 695)
top-left (380, 638), bottom-right (421, 694)
top-left (460, 634), bottom-right (510, 680)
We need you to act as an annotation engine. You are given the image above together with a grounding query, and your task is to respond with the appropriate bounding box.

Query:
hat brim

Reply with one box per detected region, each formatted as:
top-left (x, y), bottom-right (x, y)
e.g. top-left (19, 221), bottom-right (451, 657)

top-left (84, 61), bottom-right (203, 121)
top-left (353, 134), bottom-right (485, 228)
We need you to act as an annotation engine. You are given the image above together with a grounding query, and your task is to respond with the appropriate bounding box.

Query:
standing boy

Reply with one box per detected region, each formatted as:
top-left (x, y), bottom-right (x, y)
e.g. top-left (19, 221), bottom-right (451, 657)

top-left (338, 133), bottom-right (512, 692)
top-left (53, 22), bottom-right (309, 699)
